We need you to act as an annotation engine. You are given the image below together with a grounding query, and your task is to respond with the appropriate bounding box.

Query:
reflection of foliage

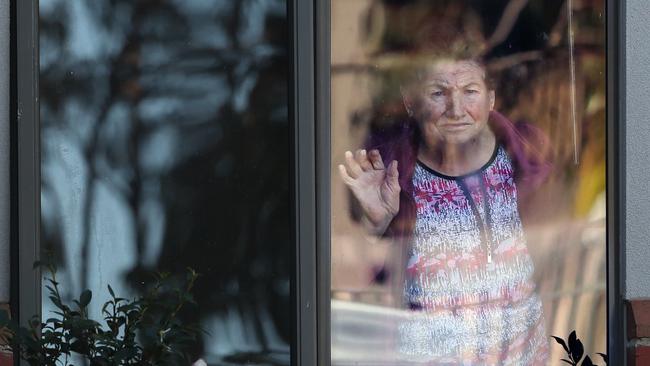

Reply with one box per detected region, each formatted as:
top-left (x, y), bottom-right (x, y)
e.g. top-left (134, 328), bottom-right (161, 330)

top-left (40, 0), bottom-right (290, 362)
top-left (0, 264), bottom-right (200, 366)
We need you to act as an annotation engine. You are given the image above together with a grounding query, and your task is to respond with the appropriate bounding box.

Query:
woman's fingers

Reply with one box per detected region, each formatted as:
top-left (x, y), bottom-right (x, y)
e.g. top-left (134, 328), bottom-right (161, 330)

top-left (355, 149), bottom-right (373, 171)
top-left (368, 149), bottom-right (385, 170)
top-left (386, 160), bottom-right (400, 192)
top-left (338, 164), bottom-right (355, 185)
top-left (340, 149), bottom-right (386, 184)
top-left (344, 150), bottom-right (363, 178)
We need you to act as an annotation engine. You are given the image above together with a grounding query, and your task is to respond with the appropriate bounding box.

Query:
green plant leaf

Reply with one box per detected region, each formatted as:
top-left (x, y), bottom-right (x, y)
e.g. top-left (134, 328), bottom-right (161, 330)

top-left (46, 278), bottom-right (58, 287)
top-left (48, 296), bottom-right (64, 310)
top-left (114, 347), bottom-right (139, 362)
top-left (45, 285), bottom-right (57, 296)
top-left (79, 289), bottom-right (92, 308)
top-left (12, 268), bottom-right (202, 365)
top-left (70, 340), bottom-right (89, 354)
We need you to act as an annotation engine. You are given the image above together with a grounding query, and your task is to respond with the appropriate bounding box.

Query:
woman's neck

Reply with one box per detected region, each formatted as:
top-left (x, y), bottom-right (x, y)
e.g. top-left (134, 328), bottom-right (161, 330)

top-left (418, 129), bottom-right (496, 176)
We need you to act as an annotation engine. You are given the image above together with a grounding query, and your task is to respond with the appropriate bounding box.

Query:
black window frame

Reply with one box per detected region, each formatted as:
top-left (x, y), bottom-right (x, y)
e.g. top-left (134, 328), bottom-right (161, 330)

top-left (10, 0), bottom-right (625, 365)
top-left (606, 0), bottom-right (627, 363)
top-left (12, 0), bottom-right (41, 340)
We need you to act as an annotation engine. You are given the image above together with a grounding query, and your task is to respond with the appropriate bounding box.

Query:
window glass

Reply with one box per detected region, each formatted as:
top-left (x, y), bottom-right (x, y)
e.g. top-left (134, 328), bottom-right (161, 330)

top-left (40, 1), bottom-right (291, 364)
top-left (331, 1), bottom-right (606, 364)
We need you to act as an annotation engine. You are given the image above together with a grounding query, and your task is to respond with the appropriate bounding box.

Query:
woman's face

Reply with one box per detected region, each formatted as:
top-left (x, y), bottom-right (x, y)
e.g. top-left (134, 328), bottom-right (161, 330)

top-left (406, 59), bottom-right (495, 146)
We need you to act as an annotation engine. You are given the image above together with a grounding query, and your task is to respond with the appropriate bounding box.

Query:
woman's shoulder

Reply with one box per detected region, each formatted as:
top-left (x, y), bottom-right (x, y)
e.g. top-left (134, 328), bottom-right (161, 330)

top-left (490, 110), bottom-right (553, 193)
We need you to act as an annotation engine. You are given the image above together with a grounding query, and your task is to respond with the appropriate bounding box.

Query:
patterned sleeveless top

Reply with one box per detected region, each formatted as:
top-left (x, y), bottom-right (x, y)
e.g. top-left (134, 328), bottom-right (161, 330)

top-left (398, 146), bottom-right (549, 365)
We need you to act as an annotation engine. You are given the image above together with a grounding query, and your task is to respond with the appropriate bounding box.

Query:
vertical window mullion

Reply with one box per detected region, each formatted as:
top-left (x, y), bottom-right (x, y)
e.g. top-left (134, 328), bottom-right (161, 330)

top-left (293, 0), bottom-right (318, 365)
top-left (14, 0), bottom-right (41, 335)
top-left (607, 0), bottom-right (626, 364)
top-left (315, 0), bottom-right (331, 364)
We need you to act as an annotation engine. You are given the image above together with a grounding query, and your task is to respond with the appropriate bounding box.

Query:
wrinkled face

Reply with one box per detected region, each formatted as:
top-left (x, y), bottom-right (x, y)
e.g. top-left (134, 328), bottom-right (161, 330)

top-left (405, 59), bottom-right (495, 146)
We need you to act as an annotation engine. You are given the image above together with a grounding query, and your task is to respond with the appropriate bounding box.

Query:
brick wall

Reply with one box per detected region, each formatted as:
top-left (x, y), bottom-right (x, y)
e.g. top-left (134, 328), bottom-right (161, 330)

top-left (628, 299), bottom-right (650, 365)
top-left (0, 348), bottom-right (10, 366)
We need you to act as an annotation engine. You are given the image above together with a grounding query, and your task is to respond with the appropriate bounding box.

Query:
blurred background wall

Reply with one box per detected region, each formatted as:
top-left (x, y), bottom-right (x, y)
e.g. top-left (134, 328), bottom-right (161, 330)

top-left (625, 2), bottom-right (650, 362)
top-left (625, 0), bottom-right (650, 300)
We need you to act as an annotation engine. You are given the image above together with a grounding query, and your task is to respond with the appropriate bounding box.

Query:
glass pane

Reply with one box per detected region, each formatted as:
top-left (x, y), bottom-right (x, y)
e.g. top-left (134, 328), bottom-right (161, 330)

top-left (331, 1), bottom-right (606, 365)
top-left (40, 1), bottom-right (291, 364)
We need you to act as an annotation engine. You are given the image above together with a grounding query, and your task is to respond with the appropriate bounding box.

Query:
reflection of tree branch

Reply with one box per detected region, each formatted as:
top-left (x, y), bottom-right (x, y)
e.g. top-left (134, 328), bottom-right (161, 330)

top-left (79, 0), bottom-right (148, 292)
top-left (41, 181), bottom-right (77, 294)
top-left (483, 0), bottom-right (530, 54)
top-left (125, 4), bottom-right (148, 275)
top-left (548, 0), bottom-right (569, 47)
top-left (46, 0), bottom-right (292, 358)
top-left (332, 50), bottom-right (545, 75)
top-left (231, 1), bottom-right (270, 352)
top-left (486, 50), bottom-right (544, 72)
top-left (79, 97), bottom-right (114, 292)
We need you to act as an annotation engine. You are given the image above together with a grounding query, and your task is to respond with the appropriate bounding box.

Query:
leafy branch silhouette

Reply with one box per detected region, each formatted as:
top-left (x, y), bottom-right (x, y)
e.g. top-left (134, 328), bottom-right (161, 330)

top-left (552, 330), bottom-right (608, 366)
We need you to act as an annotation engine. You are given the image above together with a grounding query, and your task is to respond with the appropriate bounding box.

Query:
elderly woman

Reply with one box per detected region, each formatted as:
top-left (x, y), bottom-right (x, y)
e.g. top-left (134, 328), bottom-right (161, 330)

top-left (338, 51), bottom-right (550, 365)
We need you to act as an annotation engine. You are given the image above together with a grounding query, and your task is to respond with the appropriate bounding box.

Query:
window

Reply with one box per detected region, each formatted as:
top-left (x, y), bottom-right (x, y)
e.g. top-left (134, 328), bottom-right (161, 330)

top-left (12, 0), bottom-right (626, 365)
top-left (328, 0), bottom-right (623, 365)
top-left (20, 0), bottom-right (294, 364)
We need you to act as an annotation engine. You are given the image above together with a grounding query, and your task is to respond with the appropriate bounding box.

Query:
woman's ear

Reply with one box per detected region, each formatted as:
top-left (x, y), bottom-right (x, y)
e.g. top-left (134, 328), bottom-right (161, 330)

top-left (489, 90), bottom-right (495, 110)
top-left (400, 86), bottom-right (414, 117)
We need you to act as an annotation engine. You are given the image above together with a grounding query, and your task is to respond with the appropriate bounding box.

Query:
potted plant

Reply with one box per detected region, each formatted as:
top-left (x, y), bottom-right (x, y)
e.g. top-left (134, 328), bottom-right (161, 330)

top-left (0, 263), bottom-right (202, 366)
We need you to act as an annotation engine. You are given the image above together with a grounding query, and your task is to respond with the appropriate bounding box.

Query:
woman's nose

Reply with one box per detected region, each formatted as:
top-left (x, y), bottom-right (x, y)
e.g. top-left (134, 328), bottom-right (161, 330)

top-left (447, 92), bottom-right (465, 119)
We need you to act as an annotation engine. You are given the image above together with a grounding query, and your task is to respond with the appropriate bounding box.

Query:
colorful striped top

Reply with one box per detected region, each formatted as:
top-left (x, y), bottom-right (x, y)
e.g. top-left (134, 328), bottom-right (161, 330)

top-left (398, 145), bottom-right (549, 365)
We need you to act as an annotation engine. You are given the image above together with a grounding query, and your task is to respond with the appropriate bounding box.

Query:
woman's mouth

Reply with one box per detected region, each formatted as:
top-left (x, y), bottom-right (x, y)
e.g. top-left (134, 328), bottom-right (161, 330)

top-left (441, 123), bottom-right (472, 131)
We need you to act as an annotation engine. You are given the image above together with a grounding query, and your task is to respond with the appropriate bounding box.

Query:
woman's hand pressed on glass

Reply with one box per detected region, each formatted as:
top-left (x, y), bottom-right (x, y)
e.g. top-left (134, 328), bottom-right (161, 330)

top-left (338, 149), bottom-right (400, 235)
